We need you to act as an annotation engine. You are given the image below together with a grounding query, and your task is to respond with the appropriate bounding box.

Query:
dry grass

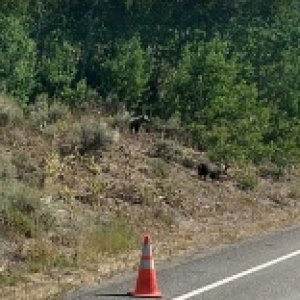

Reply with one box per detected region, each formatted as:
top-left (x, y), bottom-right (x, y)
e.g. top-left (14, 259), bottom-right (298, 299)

top-left (0, 104), bottom-right (300, 300)
top-left (75, 221), bottom-right (138, 264)
top-left (0, 94), bottom-right (23, 127)
top-left (287, 183), bottom-right (300, 200)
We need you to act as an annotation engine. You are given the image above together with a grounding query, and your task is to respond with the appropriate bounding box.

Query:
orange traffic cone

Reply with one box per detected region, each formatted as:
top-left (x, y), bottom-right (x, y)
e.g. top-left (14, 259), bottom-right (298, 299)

top-left (130, 235), bottom-right (162, 298)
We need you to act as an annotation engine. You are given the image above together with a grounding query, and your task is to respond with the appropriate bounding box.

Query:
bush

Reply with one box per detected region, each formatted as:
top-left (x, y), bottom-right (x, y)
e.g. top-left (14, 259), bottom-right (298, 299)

top-left (85, 88), bottom-right (101, 104)
top-left (28, 95), bottom-right (69, 128)
top-left (59, 117), bottom-right (119, 155)
top-left (111, 182), bottom-right (144, 205)
top-left (17, 238), bottom-right (70, 272)
top-left (149, 139), bottom-right (195, 169)
top-left (149, 158), bottom-right (170, 178)
top-left (27, 95), bottom-right (49, 126)
top-left (0, 153), bottom-right (17, 180)
top-left (108, 36), bottom-right (151, 111)
top-left (48, 101), bottom-right (70, 123)
top-left (151, 114), bottom-right (183, 140)
top-left (0, 180), bottom-right (54, 237)
top-left (0, 155), bottom-right (53, 238)
top-left (11, 150), bottom-right (46, 188)
top-left (236, 166), bottom-right (258, 191)
top-left (0, 269), bottom-right (22, 287)
top-left (80, 221), bottom-right (137, 258)
top-left (287, 183), bottom-right (300, 200)
top-left (100, 93), bottom-right (124, 115)
top-left (0, 94), bottom-right (23, 127)
top-left (149, 139), bottom-right (183, 162)
top-left (0, 17), bottom-right (36, 103)
top-left (39, 41), bottom-right (79, 103)
top-left (60, 79), bottom-right (88, 106)
top-left (181, 155), bottom-right (196, 169)
top-left (258, 161), bottom-right (284, 180)
top-left (109, 106), bottom-right (131, 130)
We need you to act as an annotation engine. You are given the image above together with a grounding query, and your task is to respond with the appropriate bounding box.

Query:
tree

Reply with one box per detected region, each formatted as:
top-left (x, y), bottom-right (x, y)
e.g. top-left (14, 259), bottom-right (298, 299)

top-left (38, 40), bottom-right (85, 104)
top-left (0, 16), bottom-right (36, 104)
top-left (108, 36), bottom-right (151, 111)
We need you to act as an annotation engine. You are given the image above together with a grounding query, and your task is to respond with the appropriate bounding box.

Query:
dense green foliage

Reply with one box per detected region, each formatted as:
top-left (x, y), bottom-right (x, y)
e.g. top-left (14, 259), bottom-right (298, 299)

top-left (1, 0), bottom-right (300, 165)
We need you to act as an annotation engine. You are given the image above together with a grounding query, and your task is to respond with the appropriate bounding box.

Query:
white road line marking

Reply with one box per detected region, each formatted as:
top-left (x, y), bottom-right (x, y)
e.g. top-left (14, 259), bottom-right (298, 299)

top-left (173, 249), bottom-right (300, 300)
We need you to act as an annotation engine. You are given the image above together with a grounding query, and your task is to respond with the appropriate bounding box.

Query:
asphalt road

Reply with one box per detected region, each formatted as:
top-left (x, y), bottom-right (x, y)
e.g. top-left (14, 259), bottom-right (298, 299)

top-left (64, 224), bottom-right (300, 300)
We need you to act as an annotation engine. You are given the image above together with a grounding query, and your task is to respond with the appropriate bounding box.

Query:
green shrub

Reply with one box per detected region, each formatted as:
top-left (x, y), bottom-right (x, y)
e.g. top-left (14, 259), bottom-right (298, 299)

top-left (27, 95), bottom-right (49, 126)
top-left (0, 154), bottom-right (17, 180)
top-left (287, 184), bottom-right (300, 200)
top-left (109, 106), bottom-right (131, 130)
top-left (0, 269), bottom-right (22, 287)
top-left (0, 94), bottom-right (23, 127)
top-left (180, 154), bottom-right (196, 169)
top-left (60, 79), bottom-right (88, 106)
top-left (148, 139), bottom-right (197, 170)
top-left (149, 139), bottom-right (183, 162)
top-left (0, 180), bottom-right (54, 237)
top-left (85, 88), bottom-right (101, 104)
top-left (3, 208), bottom-right (36, 238)
top-left (28, 95), bottom-right (69, 128)
top-left (82, 221), bottom-right (137, 256)
top-left (258, 162), bottom-right (284, 180)
top-left (40, 41), bottom-right (80, 104)
top-left (0, 17), bottom-right (36, 103)
top-left (236, 166), bottom-right (258, 191)
top-left (11, 150), bottom-right (45, 187)
top-left (112, 182), bottom-right (144, 205)
top-left (48, 101), bottom-right (70, 123)
top-left (18, 239), bottom-right (70, 272)
top-left (59, 117), bottom-right (118, 155)
top-left (0, 155), bottom-right (52, 238)
top-left (149, 158), bottom-right (170, 178)
top-left (151, 114), bottom-right (183, 140)
top-left (100, 93), bottom-right (123, 115)
top-left (108, 36), bottom-right (151, 111)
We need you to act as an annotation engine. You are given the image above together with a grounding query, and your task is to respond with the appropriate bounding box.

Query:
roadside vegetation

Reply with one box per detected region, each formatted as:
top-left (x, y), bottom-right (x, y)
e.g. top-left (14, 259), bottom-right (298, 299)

top-left (1, 1), bottom-right (300, 299)
top-left (0, 92), bottom-right (300, 300)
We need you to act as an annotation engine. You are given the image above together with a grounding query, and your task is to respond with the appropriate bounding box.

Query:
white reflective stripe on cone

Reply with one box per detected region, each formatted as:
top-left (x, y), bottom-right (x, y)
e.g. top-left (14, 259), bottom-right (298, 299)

top-left (142, 244), bottom-right (152, 257)
top-left (140, 258), bottom-right (154, 270)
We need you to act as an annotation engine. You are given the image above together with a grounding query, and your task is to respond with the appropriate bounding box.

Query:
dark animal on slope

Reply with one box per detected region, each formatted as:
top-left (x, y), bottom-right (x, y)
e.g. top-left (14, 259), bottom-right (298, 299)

top-left (197, 162), bottom-right (228, 181)
top-left (129, 115), bottom-right (150, 134)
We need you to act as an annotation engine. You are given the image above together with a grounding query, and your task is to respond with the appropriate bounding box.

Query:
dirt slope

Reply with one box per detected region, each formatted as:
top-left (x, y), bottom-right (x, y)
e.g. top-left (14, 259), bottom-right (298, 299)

top-left (1, 113), bottom-right (300, 300)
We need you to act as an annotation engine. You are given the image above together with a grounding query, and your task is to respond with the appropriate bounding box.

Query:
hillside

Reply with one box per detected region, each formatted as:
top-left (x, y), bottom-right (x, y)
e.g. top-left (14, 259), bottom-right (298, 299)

top-left (1, 97), bottom-right (300, 299)
top-left (1, 2), bottom-right (300, 299)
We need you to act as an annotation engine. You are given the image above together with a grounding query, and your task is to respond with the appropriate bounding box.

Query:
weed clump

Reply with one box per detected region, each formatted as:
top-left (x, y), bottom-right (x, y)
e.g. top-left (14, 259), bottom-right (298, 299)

top-left (28, 96), bottom-right (70, 127)
top-left (0, 180), bottom-right (55, 238)
top-left (0, 154), bottom-right (17, 180)
top-left (59, 117), bottom-right (119, 155)
top-left (150, 114), bottom-right (183, 140)
top-left (236, 166), bottom-right (258, 191)
top-left (0, 94), bottom-right (23, 127)
top-left (109, 108), bottom-right (131, 131)
top-left (149, 139), bottom-right (183, 162)
top-left (78, 221), bottom-right (137, 260)
top-left (287, 184), bottom-right (300, 200)
top-left (149, 158), bottom-right (170, 179)
top-left (0, 269), bottom-right (22, 287)
top-left (17, 238), bottom-right (70, 272)
top-left (11, 150), bottom-right (46, 188)
top-left (149, 139), bottom-right (196, 169)
top-left (258, 162), bottom-right (284, 180)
